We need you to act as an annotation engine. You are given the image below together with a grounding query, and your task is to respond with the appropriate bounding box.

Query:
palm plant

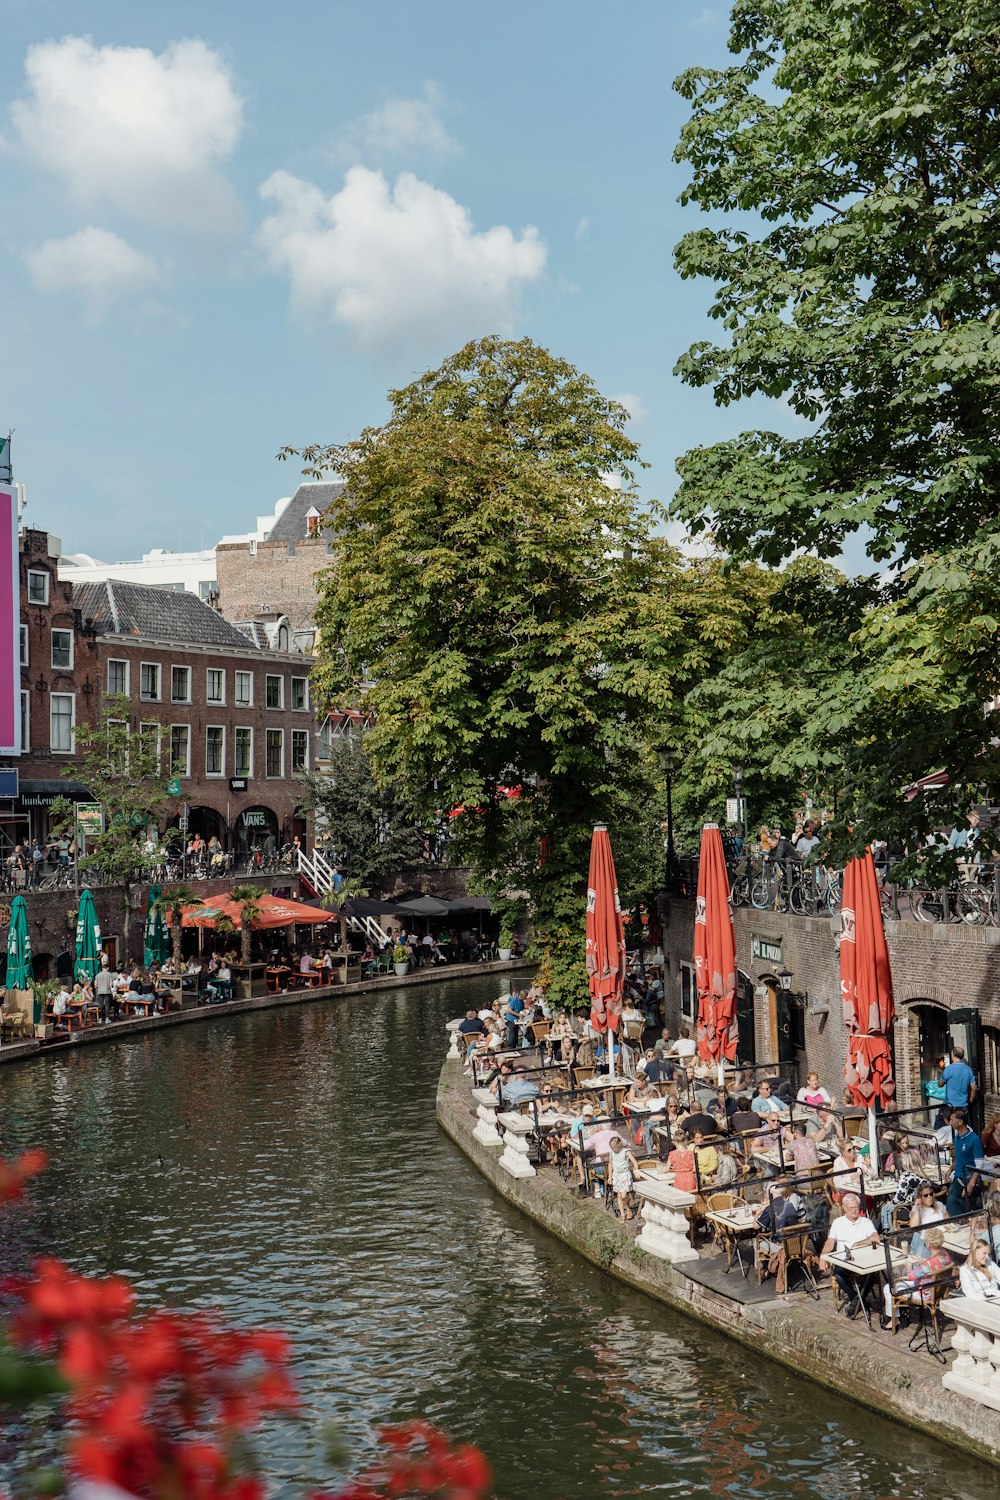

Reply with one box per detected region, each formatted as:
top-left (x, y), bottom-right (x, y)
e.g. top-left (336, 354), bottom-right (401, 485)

top-left (153, 885), bottom-right (203, 973)
top-left (229, 884), bottom-right (265, 965)
top-left (322, 877), bottom-right (369, 983)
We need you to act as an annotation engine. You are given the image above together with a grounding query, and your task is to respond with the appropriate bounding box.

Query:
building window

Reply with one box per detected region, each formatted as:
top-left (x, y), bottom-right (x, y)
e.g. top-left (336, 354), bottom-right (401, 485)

top-left (680, 961), bottom-right (696, 1023)
top-left (19, 626), bottom-right (28, 668)
top-left (265, 675), bottom-right (283, 709)
top-left (234, 726), bottom-right (253, 778)
top-left (198, 580), bottom-right (218, 602)
top-left (171, 665), bottom-right (191, 703)
top-left (107, 658), bottom-right (128, 694)
top-left (140, 662), bottom-right (162, 701)
top-left (277, 625), bottom-right (289, 651)
top-left (20, 691), bottom-right (29, 752)
top-left (235, 670), bottom-right (253, 707)
top-left (205, 726), bottom-right (225, 776)
top-left (266, 728), bottom-right (283, 778)
top-left (291, 677), bottom-right (308, 710)
top-left (51, 629), bottom-right (73, 670)
top-left (291, 729), bottom-right (309, 772)
top-left (206, 668), bottom-right (225, 705)
top-left (169, 725), bottom-right (190, 777)
top-left (27, 571), bottom-right (49, 605)
top-left (50, 692), bottom-right (75, 754)
top-left (139, 721), bottom-right (161, 770)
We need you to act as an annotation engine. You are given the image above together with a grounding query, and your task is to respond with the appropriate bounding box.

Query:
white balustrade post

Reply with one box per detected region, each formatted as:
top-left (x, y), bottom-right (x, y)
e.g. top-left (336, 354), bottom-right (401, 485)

top-left (471, 1087), bottom-right (503, 1147)
top-left (634, 1180), bottom-right (700, 1264)
top-left (941, 1297), bottom-right (1000, 1414)
top-left (496, 1111), bottom-right (536, 1178)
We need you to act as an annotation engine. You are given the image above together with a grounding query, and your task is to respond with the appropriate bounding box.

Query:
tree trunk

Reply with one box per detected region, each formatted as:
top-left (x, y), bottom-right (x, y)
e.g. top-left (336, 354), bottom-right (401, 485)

top-left (241, 921), bottom-right (252, 966)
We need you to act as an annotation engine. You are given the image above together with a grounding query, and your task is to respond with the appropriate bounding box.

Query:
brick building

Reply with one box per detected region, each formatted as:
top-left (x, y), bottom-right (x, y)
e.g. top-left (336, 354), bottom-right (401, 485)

top-left (659, 895), bottom-right (1000, 1124)
top-left (215, 480), bottom-right (343, 640)
top-left (74, 578), bottom-right (314, 854)
top-left (6, 530), bottom-right (314, 855)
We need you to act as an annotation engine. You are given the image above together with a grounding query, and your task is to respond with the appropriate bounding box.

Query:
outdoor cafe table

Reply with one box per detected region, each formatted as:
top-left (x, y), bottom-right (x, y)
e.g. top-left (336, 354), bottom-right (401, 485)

top-left (943, 1222), bottom-right (972, 1257)
top-left (578, 1076), bottom-right (629, 1114)
top-left (825, 1244), bottom-right (907, 1330)
top-left (705, 1204), bottom-right (758, 1276)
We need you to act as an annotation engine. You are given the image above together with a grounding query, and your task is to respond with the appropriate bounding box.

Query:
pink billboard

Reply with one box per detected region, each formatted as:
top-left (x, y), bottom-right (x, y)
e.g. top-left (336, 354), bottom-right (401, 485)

top-left (0, 487), bottom-right (20, 756)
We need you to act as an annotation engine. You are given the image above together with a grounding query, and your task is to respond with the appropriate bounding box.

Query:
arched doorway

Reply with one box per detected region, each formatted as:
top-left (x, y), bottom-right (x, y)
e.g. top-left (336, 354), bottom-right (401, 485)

top-left (165, 806), bottom-right (226, 846)
top-left (234, 805), bottom-right (279, 856)
top-left (907, 998), bottom-right (984, 1127)
top-left (758, 972), bottom-right (806, 1078)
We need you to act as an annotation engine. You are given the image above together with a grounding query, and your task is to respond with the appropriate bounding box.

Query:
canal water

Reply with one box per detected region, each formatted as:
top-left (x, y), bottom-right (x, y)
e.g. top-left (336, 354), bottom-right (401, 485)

top-left (1, 974), bottom-right (995, 1499)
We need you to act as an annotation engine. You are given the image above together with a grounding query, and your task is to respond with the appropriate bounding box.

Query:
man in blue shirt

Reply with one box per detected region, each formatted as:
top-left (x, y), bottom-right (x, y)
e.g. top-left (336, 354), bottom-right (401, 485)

top-left (569, 1104), bottom-right (596, 1189)
top-left (504, 990), bottom-right (524, 1049)
top-left (947, 1108), bottom-right (984, 1216)
top-left (751, 1080), bottom-right (788, 1119)
top-left (941, 1047), bottom-right (977, 1110)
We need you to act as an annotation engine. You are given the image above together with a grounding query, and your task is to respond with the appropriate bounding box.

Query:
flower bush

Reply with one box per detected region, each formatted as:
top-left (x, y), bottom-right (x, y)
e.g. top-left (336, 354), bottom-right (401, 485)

top-left (0, 1154), bottom-right (495, 1500)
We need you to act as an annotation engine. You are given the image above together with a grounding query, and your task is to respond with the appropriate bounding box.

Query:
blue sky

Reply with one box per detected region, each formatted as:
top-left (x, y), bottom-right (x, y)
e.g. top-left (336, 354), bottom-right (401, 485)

top-left (2, 2), bottom-right (804, 561)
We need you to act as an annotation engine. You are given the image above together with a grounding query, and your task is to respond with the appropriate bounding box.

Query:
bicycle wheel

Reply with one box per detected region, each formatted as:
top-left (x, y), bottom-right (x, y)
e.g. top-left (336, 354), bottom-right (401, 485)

top-left (956, 884), bottom-right (990, 925)
top-left (824, 875), bottom-right (842, 913)
top-left (750, 876), bottom-right (771, 910)
top-left (730, 875), bottom-right (750, 907)
top-left (911, 885), bottom-right (944, 923)
top-left (791, 877), bottom-right (817, 917)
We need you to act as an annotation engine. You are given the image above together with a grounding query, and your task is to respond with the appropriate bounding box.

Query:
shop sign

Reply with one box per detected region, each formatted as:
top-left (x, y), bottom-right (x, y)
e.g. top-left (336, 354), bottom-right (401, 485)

top-left (76, 803), bottom-right (104, 837)
top-left (751, 934), bottom-right (783, 966)
top-left (0, 768), bottom-right (18, 798)
top-left (240, 809), bottom-right (272, 829)
top-left (229, 777), bottom-right (248, 792)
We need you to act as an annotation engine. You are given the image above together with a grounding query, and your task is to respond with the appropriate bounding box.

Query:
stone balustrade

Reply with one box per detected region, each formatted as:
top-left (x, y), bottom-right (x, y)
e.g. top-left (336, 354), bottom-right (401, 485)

top-left (446, 1019), bottom-right (463, 1060)
top-left (497, 1111), bottom-right (536, 1179)
top-left (941, 1297), bottom-right (1000, 1413)
top-left (471, 1086), bottom-right (503, 1147)
top-left (635, 1179), bottom-right (700, 1264)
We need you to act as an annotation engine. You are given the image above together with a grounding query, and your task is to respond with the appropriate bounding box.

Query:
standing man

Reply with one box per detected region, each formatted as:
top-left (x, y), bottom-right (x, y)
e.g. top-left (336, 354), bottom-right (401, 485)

top-left (940, 1045), bottom-right (977, 1113)
top-left (947, 1107), bottom-right (984, 1217)
top-left (93, 956), bottom-right (116, 1026)
top-left (504, 988), bottom-right (525, 1050)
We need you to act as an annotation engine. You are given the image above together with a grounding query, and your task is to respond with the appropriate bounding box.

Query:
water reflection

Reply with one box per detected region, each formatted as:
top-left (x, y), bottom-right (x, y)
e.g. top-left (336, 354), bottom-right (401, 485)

top-left (0, 975), bottom-right (995, 1499)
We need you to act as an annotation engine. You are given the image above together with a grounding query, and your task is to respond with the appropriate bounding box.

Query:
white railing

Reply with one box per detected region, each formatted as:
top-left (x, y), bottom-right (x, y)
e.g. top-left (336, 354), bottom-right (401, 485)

top-left (296, 848), bottom-right (390, 949)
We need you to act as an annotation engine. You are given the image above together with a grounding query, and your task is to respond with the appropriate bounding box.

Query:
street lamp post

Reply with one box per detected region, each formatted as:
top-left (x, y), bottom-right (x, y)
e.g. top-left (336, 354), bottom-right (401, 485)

top-left (655, 743), bottom-right (678, 893)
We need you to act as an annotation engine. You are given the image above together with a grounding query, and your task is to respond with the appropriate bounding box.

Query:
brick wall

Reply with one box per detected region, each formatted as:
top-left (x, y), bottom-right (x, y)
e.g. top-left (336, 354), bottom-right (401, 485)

top-left (215, 537), bottom-right (330, 631)
top-left (660, 897), bottom-right (1000, 1119)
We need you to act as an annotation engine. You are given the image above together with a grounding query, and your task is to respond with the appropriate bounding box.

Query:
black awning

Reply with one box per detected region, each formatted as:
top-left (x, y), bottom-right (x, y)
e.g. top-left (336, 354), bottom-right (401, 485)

top-left (17, 780), bottom-right (91, 805)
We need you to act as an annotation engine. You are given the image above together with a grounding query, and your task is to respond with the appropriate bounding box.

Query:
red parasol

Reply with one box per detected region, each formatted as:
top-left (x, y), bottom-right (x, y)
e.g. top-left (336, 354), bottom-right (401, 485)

top-left (586, 824), bottom-right (625, 1036)
top-left (840, 850), bottom-right (895, 1106)
top-left (694, 823), bottom-right (738, 1064)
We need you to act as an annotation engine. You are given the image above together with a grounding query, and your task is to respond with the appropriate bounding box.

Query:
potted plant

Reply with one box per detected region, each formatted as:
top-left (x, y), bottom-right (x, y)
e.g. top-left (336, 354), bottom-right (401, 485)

top-left (497, 928), bottom-right (513, 962)
top-left (392, 942), bottom-right (410, 977)
top-left (31, 978), bottom-right (61, 1039)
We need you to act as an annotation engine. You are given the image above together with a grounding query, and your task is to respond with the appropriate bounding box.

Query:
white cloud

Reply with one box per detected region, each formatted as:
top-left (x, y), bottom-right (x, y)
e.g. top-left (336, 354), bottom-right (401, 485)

top-left (258, 166), bottom-right (546, 346)
top-left (12, 36), bottom-right (243, 236)
top-left (687, 7), bottom-right (722, 28)
top-left (347, 82), bottom-right (458, 158)
top-left (575, 217), bottom-right (589, 240)
top-left (25, 226), bottom-right (163, 319)
top-left (611, 391), bottom-right (647, 423)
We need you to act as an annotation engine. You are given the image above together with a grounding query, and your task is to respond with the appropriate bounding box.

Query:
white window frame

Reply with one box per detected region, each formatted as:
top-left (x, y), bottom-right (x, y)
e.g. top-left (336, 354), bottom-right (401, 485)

top-left (234, 725), bottom-right (253, 779)
top-left (107, 658), bottom-right (129, 695)
top-left (234, 670), bottom-right (253, 707)
top-left (265, 674), bottom-right (283, 709)
top-left (205, 724), bottom-right (226, 777)
top-left (50, 628), bottom-right (74, 671)
top-left (140, 661), bottom-right (162, 702)
top-left (291, 676), bottom-right (309, 711)
top-left (291, 728), bottom-right (310, 773)
top-left (206, 667), bottom-right (226, 706)
top-left (20, 690), bottom-right (29, 752)
top-left (50, 692), bottom-right (76, 754)
top-left (169, 723), bottom-right (191, 778)
top-left (680, 960), bottom-right (696, 1023)
top-left (265, 727), bottom-right (284, 779)
top-left (19, 625), bottom-right (28, 668)
top-left (27, 570), bottom-right (49, 606)
top-left (170, 665), bottom-right (191, 704)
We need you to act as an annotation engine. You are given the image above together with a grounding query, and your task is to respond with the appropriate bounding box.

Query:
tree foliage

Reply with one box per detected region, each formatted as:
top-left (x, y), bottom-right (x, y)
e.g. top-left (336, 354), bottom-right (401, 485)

top-left (671, 1), bottom-right (1000, 863)
top-left (296, 738), bottom-right (425, 888)
top-left (284, 337), bottom-right (749, 1003)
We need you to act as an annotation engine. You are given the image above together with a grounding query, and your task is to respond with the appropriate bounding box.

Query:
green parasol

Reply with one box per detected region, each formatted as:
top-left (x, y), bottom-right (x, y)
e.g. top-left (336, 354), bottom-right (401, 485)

top-left (75, 888), bottom-right (103, 982)
top-left (6, 895), bottom-right (33, 989)
top-left (143, 884), bottom-right (170, 967)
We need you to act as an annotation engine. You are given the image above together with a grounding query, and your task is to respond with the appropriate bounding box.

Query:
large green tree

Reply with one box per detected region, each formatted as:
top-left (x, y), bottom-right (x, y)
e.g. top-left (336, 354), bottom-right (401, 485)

top-left (671, 0), bottom-right (1000, 863)
top-left (296, 738), bottom-right (425, 889)
top-left (284, 337), bottom-right (724, 1003)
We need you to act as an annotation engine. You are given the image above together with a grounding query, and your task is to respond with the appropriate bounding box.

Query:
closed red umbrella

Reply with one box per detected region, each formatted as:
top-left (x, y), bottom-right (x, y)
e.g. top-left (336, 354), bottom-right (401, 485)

top-left (840, 849), bottom-right (895, 1107)
top-left (694, 824), bottom-right (737, 1065)
top-left (586, 825), bottom-right (626, 1048)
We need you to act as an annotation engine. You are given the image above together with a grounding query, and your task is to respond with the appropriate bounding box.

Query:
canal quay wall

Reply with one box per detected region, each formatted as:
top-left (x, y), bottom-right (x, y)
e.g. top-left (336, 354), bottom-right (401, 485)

top-left (0, 960), bottom-right (531, 1069)
top-left (436, 1058), bottom-right (1000, 1471)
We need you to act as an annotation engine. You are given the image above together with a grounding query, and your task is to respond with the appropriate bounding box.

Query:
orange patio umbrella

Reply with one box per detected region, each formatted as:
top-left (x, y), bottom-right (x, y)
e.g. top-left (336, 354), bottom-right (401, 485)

top-left (694, 823), bottom-right (738, 1068)
top-left (180, 893), bottom-right (334, 929)
top-left (840, 849), bottom-right (895, 1108)
top-left (586, 824), bottom-right (626, 1077)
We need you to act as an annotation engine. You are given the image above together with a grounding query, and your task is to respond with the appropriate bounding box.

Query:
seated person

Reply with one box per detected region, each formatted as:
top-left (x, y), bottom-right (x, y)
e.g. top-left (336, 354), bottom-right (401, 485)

top-left (458, 1008), bottom-right (486, 1036)
top-left (960, 1238), bottom-right (1000, 1300)
top-left (755, 1180), bottom-right (806, 1264)
top-left (360, 945), bottom-right (376, 976)
top-left (797, 1071), bottom-right (832, 1108)
top-left (638, 1048), bottom-right (672, 1085)
top-left (691, 1128), bottom-right (718, 1183)
top-left (207, 963), bottom-right (232, 1003)
top-left (810, 1106), bottom-right (840, 1150)
top-left (499, 1066), bottom-right (540, 1108)
top-left (51, 987), bottom-right (70, 1017)
top-left (818, 1193), bottom-right (880, 1318)
top-left (786, 1120), bottom-right (820, 1173)
top-left (714, 1139), bottom-right (739, 1187)
top-left (830, 1139), bottom-right (867, 1200)
top-left (682, 1108), bottom-right (718, 1139)
top-left (729, 1097), bottom-right (763, 1135)
top-left (881, 1227), bottom-right (951, 1327)
top-left (751, 1080), bottom-right (788, 1119)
